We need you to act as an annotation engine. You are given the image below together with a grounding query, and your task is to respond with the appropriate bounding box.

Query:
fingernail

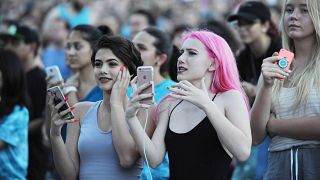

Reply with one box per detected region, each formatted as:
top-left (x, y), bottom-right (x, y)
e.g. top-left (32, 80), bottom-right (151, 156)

top-left (124, 65), bottom-right (127, 68)
top-left (70, 106), bottom-right (76, 111)
top-left (72, 118), bottom-right (80, 122)
top-left (64, 98), bottom-right (69, 102)
top-left (120, 66), bottom-right (123, 72)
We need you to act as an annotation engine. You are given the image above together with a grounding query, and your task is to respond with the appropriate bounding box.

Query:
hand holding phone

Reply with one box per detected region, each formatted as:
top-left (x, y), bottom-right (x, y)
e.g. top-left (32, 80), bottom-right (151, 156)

top-left (137, 66), bottom-right (154, 104)
top-left (274, 49), bottom-right (294, 80)
top-left (47, 86), bottom-right (74, 120)
top-left (45, 66), bottom-right (64, 85)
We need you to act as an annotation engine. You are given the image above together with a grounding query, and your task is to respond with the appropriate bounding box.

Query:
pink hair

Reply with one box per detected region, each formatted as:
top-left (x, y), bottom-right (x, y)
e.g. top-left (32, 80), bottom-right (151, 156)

top-left (181, 30), bottom-right (249, 109)
top-left (154, 30), bottom-right (249, 124)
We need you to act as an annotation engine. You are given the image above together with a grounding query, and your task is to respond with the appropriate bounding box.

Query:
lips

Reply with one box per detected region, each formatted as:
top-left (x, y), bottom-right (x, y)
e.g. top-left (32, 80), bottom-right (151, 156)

top-left (288, 24), bottom-right (301, 28)
top-left (98, 77), bottom-right (112, 83)
top-left (177, 66), bottom-right (187, 73)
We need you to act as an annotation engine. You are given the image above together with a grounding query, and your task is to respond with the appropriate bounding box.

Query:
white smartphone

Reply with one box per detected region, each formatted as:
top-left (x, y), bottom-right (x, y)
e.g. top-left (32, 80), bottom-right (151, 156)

top-left (137, 66), bottom-right (154, 104)
top-left (45, 65), bottom-right (64, 85)
top-left (47, 86), bottom-right (74, 120)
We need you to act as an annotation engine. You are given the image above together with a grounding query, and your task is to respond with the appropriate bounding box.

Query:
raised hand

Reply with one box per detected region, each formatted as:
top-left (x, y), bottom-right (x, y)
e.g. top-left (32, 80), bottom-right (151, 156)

top-left (48, 95), bottom-right (78, 136)
top-left (261, 52), bottom-right (291, 88)
top-left (46, 75), bottom-right (64, 89)
top-left (168, 78), bottom-right (211, 110)
top-left (125, 77), bottom-right (154, 120)
top-left (110, 66), bottom-right (131, 107)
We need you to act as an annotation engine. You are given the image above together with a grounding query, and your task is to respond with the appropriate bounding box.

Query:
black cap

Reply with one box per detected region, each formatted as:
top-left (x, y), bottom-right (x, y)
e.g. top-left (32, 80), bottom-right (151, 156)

top-left (227, 1), bottom-right (271, 22)
top-left (0, 24), bottom-right (40, 45)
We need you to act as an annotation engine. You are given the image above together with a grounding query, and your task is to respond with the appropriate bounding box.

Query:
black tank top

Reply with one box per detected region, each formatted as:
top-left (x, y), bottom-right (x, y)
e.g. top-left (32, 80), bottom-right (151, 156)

top-left (164, 94), bottom-right (232, 180)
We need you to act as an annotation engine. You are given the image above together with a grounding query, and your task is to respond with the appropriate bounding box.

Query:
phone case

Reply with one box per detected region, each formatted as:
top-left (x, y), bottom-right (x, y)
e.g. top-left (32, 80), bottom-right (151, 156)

top-left (137, 66), bottom-right (154, 104)
top-left (45, 66), bottom-right (63, 85)
top-left (275, 49), bottom-right (294, 80)
top-left (47, 86), bottom-right (74, 120)
top-left (277, 49), bottom-right (294, 71)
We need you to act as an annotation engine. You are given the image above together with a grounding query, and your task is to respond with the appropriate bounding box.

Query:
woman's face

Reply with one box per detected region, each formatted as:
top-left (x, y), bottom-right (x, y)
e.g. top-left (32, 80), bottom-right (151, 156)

top-left (177, 38), bottom-right (212, 83)
top-left (283, 0), bottom-right (315, 40)
top-left (93, 48), bottom-right (124, 92)
top-left (236, 19), bottom-right (267, 44)
top-left (66, 31), bottom-right (92, 70)
top-left (132, 31), bottom-right (158, 67)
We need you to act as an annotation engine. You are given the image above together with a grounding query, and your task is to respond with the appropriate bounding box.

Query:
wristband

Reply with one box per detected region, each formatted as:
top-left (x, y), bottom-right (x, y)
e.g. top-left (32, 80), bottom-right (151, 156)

top-left (63, 85), bottom-right (77, 95)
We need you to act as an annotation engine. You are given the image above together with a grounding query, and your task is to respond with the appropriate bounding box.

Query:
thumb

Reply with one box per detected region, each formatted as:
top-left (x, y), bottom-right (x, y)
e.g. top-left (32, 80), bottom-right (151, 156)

top-left (272, 52), bottom-right (279, 56)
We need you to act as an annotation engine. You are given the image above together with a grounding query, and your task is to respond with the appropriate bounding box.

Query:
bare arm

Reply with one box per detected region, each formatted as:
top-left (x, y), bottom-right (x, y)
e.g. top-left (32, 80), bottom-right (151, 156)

top-left (250, 76), bottom-right (273, 144)
top-left (204, 91), bottom-right (252, 161)
top-left (111, 103), bottom-right (156, 168)
top-left (267, 116), bottom-right (320, 140)
top-left (49, 101), bottom-right (87, 180)
top-left (250, 54), bottom-right (290, 144)
top-left (127, 103), bottom-right (170, 168)
top-left (110, 68), bottom-right (156, 167)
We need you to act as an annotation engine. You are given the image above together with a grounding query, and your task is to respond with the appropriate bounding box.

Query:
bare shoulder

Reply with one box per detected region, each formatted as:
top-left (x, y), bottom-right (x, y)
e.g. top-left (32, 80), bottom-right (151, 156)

top-left (73, 101), bottom-right (96, 119)
top-left (216, 90), bottom-right (246, 108)
top-left (155, 96), bottom-right (180, 124)
top-left (220, 90), bottom-right (244, 101)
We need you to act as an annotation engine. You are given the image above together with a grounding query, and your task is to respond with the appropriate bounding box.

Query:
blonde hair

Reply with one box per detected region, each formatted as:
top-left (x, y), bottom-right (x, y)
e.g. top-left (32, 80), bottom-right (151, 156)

top-left (273, 0), bottom-right (320, 107)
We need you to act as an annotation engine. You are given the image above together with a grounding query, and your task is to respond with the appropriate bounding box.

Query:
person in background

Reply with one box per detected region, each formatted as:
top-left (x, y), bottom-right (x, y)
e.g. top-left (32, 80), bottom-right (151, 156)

top-left (130, 27), bottom-right (177, 180)
top-left (64, 25), bottom-right (104, 106)
top-left (49, 35), bottom-right (152, 179)
top-left (126, 30), bottom-right (251, 179)
top-left (42, 18), bottom-right (72, 80)
top-left (227, 1), bottom-right (282, 179)
top-left (0, 24), bottom-right (48, 180)
top-left (251, 0), bottom-right (320, 179)
top-left (128, 9), bottom-right (156, 39)
top-left (200, 19), bottom-right (243, 56)
top-left (0, 48), bottom-right (29, 179)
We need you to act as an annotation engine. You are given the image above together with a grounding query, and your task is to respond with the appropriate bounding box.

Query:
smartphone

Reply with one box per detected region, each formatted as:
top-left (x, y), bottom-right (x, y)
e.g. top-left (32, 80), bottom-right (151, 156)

top-left (45, 65), bottom-right (64, 85)
top-left (275, 49), bottom-right (294, 80)
top-left (137, 66), bottom-right (154, 104)
top-left (47, 86), bottom-right (74, 120)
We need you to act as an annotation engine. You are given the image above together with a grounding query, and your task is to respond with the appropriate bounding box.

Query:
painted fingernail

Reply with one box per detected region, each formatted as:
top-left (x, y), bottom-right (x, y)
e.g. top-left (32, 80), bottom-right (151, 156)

top-left (70, 106), bottom-right (76, 111)
top-left (72, 118), bottom-right (80, 122)
top-left (64, 98), bottom-right (69, 102)
top-left (124, 65), bottom-right (127, 68)
top-left (120, 66), bottom-right (123, 72)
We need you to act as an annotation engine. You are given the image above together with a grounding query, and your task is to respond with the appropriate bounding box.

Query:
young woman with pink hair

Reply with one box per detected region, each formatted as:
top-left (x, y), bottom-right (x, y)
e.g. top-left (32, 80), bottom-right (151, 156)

top-left (125, 30), bottom-right (252, 179)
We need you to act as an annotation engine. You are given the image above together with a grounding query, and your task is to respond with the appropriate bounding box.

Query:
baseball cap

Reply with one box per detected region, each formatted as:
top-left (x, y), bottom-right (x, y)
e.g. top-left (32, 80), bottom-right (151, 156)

top-left (0, 24), bottom-right (40, 47)
top-left (227, 1), bottom-right (271, 23)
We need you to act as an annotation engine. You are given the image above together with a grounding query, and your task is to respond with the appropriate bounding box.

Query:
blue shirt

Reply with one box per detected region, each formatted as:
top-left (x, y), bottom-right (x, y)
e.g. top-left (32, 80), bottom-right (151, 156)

top-left (0, 106), bottom-right (29, 180)
top-left (42, 46), bottom-right (71, 80)
top-left (58, 3), bottom-right (90, 28)
top-left (80, 85), bottom-right (103, 102)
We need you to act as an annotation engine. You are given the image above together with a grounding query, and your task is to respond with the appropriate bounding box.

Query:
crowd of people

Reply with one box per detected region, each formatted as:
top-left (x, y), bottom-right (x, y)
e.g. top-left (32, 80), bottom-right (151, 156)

top-left (0, 0), bottom-right (319, 179)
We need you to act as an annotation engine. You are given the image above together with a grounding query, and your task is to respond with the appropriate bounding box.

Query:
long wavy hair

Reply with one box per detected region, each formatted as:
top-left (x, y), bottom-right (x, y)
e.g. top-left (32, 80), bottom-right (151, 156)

top-left (273, 0), bottom-right (320, 107)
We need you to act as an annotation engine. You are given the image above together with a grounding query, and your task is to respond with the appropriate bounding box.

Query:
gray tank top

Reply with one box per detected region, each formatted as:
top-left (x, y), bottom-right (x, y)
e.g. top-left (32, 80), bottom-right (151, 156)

top-left (270, 87), bottom-right (320, 151)
top-left (78, 101), bottom-right (142, 179)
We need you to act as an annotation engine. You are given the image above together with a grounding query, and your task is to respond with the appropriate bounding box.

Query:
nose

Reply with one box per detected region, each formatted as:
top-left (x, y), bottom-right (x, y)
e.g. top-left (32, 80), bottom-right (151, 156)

top-left (177, 52), bottom-right (186, 65)
top-left (66, 46), bottom-right (76, 56)
top-left (289, 9), bottom-right (299, 21)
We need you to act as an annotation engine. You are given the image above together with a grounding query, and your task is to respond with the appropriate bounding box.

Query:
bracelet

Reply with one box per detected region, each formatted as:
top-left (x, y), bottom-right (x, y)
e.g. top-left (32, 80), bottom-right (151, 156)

top-left (63, 85), bottom-right (77, 96)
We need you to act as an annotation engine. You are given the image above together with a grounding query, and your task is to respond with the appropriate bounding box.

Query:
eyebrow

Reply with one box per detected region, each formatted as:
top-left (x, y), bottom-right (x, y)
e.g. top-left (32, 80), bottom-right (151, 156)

top-left (95, 58), bottom-right (119, 62)
top-left (182, 48), bottom-right (199, 52)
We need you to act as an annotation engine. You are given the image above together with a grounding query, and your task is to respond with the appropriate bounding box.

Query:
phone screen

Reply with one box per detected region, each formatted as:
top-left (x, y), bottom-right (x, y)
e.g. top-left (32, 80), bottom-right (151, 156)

top-left (137, 66), bottom-right (154, 104)
top-left (47, 86), bottom-right (74, 120)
